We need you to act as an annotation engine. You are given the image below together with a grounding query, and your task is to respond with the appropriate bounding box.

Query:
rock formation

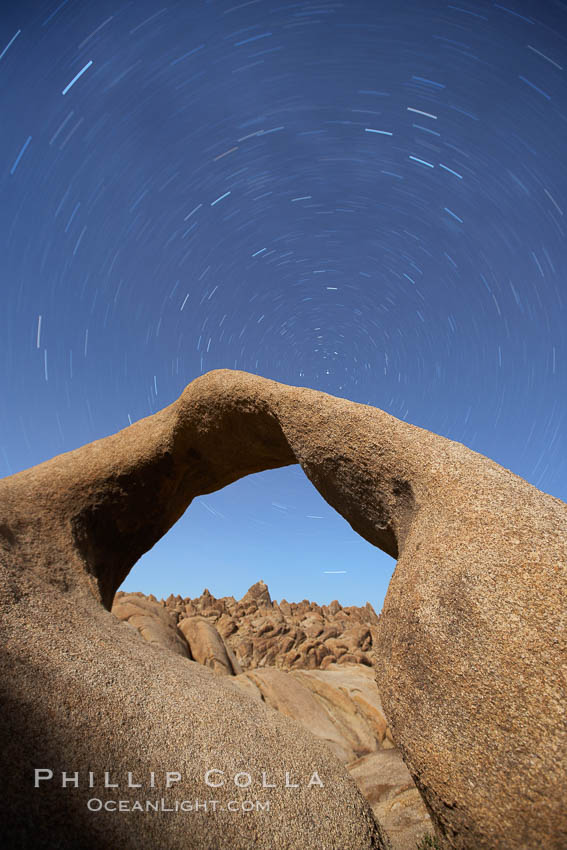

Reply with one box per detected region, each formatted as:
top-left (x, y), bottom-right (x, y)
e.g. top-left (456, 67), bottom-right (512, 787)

top-left (0, 368), bottom-right (565, 849)
top-left (234, 666), bottom-right (431, 850)
top-left (114, 582), bottom-right (379, 672)
top-left (112, 586), bottom-right (432, 848)
top-left (112, 591), bottom-right (191, 658)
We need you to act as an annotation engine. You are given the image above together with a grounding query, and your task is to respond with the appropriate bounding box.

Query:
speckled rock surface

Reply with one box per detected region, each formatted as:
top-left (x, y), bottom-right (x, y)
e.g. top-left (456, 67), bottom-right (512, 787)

top-left (112, 587), bottom-right (432, 848)
top-left (1, 368), bottom-right (565, 849)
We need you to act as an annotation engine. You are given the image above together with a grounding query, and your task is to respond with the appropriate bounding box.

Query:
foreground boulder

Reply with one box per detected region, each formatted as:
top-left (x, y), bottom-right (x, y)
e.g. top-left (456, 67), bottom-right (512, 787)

top-left (112, 592), bottom-right (191, 658)
top-left (112, 586), bottom-right (433, 849)
top-left (1, 368), bottom-right (565, 848)
top-left (178, 616), bottom-right (242, 675)
top-left (233, 665), bottom-right (432, 850)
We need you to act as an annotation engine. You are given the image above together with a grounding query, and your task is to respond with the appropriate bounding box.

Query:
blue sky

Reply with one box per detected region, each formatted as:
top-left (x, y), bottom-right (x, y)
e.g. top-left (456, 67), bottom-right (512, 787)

top-left (1, 0), bottom-right (565, 609)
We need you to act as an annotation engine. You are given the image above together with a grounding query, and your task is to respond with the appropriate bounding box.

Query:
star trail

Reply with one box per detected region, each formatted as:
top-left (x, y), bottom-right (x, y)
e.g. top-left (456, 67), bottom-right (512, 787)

top-left (1, 0), bottom-right (565, 606)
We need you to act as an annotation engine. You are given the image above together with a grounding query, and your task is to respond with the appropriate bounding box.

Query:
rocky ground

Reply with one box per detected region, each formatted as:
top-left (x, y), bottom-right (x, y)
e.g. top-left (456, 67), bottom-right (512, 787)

top-left (113, 581), bottom-right (433, 850)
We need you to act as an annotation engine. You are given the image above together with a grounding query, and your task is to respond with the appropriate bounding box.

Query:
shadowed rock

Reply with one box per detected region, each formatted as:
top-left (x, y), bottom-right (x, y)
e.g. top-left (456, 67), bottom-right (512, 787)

top-left (111, 587), bottom-right (432, 848)
top-left (112, 591), bottom-right (192, 658)
top-left (1, 368), bottom-right (565, 849)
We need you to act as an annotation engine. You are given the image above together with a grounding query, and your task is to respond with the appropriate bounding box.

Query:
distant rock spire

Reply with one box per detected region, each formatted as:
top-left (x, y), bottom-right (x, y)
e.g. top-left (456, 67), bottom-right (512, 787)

top-left (240, 580), bottom-right (272, 607)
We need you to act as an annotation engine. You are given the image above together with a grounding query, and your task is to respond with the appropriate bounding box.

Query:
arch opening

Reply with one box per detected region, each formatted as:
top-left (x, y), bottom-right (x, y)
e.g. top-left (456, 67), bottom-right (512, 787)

top-left (118, 464), bottom-right (397, 609)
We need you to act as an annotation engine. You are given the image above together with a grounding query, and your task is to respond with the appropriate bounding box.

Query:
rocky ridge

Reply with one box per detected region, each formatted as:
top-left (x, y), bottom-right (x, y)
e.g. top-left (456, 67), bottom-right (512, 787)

top-left (114, 579), bottom-right (379, 672)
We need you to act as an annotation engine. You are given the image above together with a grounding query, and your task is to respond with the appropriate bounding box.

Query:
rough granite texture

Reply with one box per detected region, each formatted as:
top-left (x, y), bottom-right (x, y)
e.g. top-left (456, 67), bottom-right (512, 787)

top-left (114, 586), bottom-right (433, 850)
top-left (112, 581), bottom-right (433, 850)
top-left (0, 368), bottom-right (565, 849)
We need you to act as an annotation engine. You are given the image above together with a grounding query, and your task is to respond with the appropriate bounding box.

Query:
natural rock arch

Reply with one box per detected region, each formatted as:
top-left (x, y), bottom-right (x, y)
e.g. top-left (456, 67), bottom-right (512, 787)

top-left (68, 368), bottom-right (412, 611)
top-left (0, 369), bottom-right (565, 849)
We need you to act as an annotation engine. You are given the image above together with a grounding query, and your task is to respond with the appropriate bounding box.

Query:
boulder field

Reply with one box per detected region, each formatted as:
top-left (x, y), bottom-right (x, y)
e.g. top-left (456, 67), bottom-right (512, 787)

top-left (113, 585), bottom-right (433, 850)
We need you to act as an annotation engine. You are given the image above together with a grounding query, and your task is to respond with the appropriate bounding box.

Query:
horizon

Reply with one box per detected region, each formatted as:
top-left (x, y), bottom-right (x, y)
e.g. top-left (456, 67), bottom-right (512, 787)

top-left (118, 575), bottom-right (381, 613)
top-left (1, 0), bottom-right (565, 612)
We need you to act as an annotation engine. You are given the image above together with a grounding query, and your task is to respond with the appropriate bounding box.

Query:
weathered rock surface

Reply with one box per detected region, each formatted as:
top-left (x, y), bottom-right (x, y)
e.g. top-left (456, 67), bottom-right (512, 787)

top-left (112, 591), bottom-right (191, 658)
top-left (178, 615), bottom-right (242, 675)
top-left (1, 368), bottom-right (565, 849)
top-left (112, 586), bottom-right (432, 849)
top-left (349, 750), bottom-right (431, 850)
top-left (235, 665), bottom-right (383, 763)
top-left (233, 666), bottom-right (432, 850)
top-left (114, 580), bottom-right (379, 672)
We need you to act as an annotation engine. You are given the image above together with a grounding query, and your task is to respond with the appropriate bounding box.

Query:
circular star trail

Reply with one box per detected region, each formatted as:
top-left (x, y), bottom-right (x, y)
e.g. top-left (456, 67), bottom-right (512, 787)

top-left (1, 0), bottom-right (565, 605)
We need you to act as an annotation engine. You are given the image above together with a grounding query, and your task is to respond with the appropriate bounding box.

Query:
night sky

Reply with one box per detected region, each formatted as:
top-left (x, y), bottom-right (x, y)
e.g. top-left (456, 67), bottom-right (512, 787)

top-left (1, 0), bottom-right (565, 608)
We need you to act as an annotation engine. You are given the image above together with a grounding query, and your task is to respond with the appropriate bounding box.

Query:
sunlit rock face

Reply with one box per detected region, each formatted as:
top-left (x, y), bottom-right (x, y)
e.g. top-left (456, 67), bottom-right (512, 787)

top-left (114, 582), bottom-right (379, 672)
top-left (1, 369), bottom-right (565, 849)
top-left (112, 585), bottom-right (433, 848)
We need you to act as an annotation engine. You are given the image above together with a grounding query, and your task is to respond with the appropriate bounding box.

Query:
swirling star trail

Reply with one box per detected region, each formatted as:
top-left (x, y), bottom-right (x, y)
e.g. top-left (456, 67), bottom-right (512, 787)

top-left (1, 0), bottom-right (565, 605)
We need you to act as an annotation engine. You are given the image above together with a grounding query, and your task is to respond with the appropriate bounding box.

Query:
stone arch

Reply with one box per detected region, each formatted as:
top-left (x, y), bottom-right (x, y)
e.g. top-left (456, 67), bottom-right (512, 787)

top-left (61, 369), bottom-right (417, 610)
top-left (1, 368), bottom-right (565, 849)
